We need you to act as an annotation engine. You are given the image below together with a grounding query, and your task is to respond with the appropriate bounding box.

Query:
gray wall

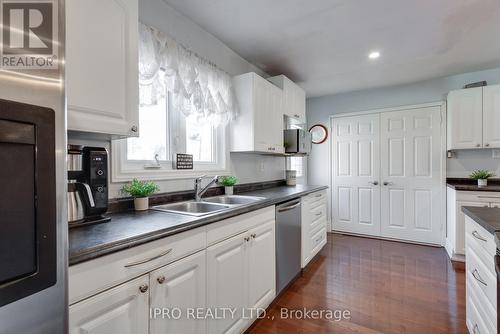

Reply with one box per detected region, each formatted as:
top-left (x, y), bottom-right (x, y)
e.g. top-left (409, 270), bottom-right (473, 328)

top-left (69, 0), bottom-right (285, 199)
top-left (307, 66), bottom-right (500, 188)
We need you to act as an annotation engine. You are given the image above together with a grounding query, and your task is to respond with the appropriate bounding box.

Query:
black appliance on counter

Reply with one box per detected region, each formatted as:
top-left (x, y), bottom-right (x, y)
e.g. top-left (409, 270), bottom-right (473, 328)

top-left (0, 99), bottom-right (57, 307)
top-left (67, 145), bottom-right (110, 227)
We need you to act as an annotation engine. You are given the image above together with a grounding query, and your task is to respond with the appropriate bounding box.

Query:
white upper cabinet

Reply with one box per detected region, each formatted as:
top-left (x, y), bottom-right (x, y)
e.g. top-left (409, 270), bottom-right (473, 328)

top-left (483, 85), bottom-right (500, 148)
top-left (66, 0), bottom-right (139, 138)
top-left (268, 75), bottom-right (306, 123)
top-left (447, 87), bottom-right (483, 150)
top-left (447, 85), bottom-right (500, 150)
top-left (231, 72), bottom-right (284, 154)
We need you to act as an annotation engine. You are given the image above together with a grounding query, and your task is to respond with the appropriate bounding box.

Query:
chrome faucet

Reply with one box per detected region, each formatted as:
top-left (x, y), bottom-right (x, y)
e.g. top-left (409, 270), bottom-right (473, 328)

top-left (194, 175), bottom-right (219, 202)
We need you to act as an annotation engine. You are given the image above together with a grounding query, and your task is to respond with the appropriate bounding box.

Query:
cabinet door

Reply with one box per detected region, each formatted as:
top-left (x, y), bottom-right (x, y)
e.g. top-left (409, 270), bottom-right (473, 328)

top-left (150, 251), bottom-right (206, 334)
top-left (253, 76), bottom-right (274, 153)
top-left (447, 87), bottom-right (483, 149)
top-left (456, 201), bottom-right (489, 255)
top-left (66, 0), bottom-right (139, 137)
top-left (207, 232), bottom-right (249, 334)
top-left (483, 85), bottom-right (500, 148)
top-left (269, 86), bottom-right (284, 153)
top-left (69, 275), bottom-right (149, 334)
top-left (248, 221), bottom-right (276, 312)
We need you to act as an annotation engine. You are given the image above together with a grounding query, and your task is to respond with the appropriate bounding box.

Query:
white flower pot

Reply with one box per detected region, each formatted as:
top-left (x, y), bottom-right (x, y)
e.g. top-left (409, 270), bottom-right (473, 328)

top-left (134, 197), bottom-right (149, 211)
top-left (225, 186), bottom-right (234, 195)
top-left (478, 179), bottom-right (488, 187)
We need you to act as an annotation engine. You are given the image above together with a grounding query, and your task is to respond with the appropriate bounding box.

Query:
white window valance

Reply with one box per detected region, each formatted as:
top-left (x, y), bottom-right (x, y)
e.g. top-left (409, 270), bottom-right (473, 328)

top-left (139, 23), bottom-right (238, 126)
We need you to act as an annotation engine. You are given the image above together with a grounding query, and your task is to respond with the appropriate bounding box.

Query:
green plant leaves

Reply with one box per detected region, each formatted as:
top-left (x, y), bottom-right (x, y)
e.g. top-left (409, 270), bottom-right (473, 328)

top-left (121, 179), bottom-right (160, 198)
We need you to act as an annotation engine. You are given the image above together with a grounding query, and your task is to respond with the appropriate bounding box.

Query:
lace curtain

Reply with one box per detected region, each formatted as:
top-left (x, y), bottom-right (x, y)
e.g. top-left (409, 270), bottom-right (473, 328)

top-left (138, 23), bottom-right (238, 126)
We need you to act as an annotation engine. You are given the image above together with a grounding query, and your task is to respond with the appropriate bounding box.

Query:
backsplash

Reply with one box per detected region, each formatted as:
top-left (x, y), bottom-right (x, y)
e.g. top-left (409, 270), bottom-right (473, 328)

top-left (67, 136), bottom-right (286, 199)
top-left (447, 149), bottom-right (500, 178)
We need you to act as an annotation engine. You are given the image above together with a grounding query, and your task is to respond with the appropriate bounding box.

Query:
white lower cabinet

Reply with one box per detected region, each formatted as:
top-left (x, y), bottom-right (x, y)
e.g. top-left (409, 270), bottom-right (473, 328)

top-left (69, 275), bottom-right (149, 334)
top-left (69, 206), bottom-right (276, 334)
top-left (446, 189), bottom-right (500, 260)
top-left (150, 251), bottom-right (207, 334)
top-left (207, 220), bottom-right (276, 334)
top-left (207, 232), bottom-right (249, 334)
top-left (465, 215), bottom-right (497, 334)
top-left (301, 190), bottom-right (328, 268)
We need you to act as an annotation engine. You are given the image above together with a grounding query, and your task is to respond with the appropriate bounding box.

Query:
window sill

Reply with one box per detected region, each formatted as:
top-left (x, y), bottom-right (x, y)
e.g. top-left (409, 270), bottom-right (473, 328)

top-left (111, 166), bottom-right (230, 183)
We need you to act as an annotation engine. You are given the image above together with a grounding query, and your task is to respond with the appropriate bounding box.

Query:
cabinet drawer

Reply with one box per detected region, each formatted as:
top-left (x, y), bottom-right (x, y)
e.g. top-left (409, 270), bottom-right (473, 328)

top-left (465, 216), bottom-right (496, 259)
top-left (467, 247), bottom-right (497, 309)
top-left (303, 190), bottom-right (327, 206)
top-left (307, 203), bottom-right (327, 224)
top-left (457, 191), bottom-right (500, 204)
top-left (467, 280), bottom-right (497, 333)
top-left (467, 288), bottom-right (496, 334)
top-left (310, 227), bottom-right (326, 254)
top-left (69, 227), bottom-right (206, 305)
top-left (206, 206), bottom-right (274, 246)
top-left (310, 217), bottom-right (327, 236)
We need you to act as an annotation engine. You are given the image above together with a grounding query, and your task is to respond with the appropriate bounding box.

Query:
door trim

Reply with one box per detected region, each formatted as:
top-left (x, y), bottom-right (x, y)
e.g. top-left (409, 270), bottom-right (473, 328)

top-left (328, 101), bottom-right (446, 246)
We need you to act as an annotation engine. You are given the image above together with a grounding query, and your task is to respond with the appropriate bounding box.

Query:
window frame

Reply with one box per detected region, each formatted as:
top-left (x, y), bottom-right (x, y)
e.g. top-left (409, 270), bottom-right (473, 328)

top-left (111, 94), bottom-right (229, 182)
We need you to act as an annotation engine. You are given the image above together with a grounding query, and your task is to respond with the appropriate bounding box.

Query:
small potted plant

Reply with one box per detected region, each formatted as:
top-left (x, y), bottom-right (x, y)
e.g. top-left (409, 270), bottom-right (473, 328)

top-left (121, 179), bottom-right (160, 211)
top-left (220, 176), bottom-right (238, 195)
top-left (469, 169), bottom-right (495, 187)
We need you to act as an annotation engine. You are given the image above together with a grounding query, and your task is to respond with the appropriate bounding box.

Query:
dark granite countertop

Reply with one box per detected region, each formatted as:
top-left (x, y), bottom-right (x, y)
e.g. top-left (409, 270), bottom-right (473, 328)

top-left (447, 178), bottom-right (500, 192)
top-left (462, 206), bottom-right (500, 235)
top-left (69, 184), bottom-right (328, 266)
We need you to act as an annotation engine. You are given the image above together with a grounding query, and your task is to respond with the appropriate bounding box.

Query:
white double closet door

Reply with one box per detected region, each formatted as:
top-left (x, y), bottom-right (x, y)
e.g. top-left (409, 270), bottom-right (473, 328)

top-left (332, 105), bottom-right (443, 245)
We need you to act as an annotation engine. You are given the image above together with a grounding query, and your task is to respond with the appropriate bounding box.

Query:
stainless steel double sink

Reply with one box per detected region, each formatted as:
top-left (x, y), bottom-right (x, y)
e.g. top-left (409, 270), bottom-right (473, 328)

top-left (152, 195), bottom-right (265, 216)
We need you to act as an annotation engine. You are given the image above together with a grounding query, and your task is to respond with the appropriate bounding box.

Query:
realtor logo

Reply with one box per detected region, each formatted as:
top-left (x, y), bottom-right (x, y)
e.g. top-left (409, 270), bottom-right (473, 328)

top-left (1, 0), bottom-right (58, 69)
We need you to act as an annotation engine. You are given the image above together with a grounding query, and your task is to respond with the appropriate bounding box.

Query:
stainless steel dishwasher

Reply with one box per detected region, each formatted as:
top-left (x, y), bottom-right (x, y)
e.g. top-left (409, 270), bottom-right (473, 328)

top-left (275, 198), bottom-right (302, 295)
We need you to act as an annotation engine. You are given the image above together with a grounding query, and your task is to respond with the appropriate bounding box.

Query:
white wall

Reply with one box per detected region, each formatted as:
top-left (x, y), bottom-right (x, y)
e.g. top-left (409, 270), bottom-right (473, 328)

top-left (69, 0), bottom-right (285, 199)
top-left (307, 66), bottom-right (500, 188)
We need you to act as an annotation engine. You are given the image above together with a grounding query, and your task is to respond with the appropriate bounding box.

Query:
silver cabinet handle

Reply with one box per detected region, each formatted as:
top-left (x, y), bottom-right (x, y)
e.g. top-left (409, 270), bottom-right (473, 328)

top-left (472, 269), bottom-right (487, 286)
top-left (476, 144), bottom-right (481, 147)
top-left (369, 181), bottom-right (379, 185)
top-left (139, 284), bottom-right (149, 293)
top-left (131, 125), bottom-right (138, 133)
top-left (315, 194), bottom-right (323, 198)
top-left (485, 143), bottom-right (490, 147)
top-left (157, 276), bottom-right (166, 284)
top-left (277, 202), bottom-right (300, 212)
top-left (244, 236), bottom-right (250, 242)
top-left (472, 231), bottom-right (487, 242)
top-left (383, 181), bottom-right (393, 186)
top-left (315, 212), bottom-right (322, 216)
top-left (124, 248), bottom-right (172, 268)
top-left (473, 323), bottom-right (480, 334)
top-left (477, 196), bottom-right (500, 199)
top-left (251, 233), bottom-right (256, 239)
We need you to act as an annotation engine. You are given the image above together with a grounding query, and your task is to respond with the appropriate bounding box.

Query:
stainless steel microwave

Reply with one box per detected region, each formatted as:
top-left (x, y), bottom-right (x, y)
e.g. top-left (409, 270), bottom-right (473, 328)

top-left (284, 129), bottom-right (311, 155)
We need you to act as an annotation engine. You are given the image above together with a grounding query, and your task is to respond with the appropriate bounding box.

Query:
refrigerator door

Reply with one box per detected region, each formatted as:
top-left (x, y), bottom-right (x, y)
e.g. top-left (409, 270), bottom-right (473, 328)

top-left (0, 0), bottom-right (67, 333)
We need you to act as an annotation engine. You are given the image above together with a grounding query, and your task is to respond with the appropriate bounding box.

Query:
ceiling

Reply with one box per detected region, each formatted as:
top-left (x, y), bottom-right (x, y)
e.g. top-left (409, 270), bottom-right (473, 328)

top-left (163, 0), bottom-right (500, 97)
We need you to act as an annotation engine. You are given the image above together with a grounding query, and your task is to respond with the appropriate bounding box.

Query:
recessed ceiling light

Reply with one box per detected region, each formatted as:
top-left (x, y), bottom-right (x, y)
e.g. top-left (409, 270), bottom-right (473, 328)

top-left (368, 51), bottom-right (380, 59)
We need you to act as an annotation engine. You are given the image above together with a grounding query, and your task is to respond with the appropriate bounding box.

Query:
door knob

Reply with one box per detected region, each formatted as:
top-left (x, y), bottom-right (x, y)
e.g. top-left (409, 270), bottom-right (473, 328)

top-left (485, 143), bottom-right (490, 147)
top-left (157, 276), bottom-right (166, 284)
top-left (139, 284), bottom-right (149, 293)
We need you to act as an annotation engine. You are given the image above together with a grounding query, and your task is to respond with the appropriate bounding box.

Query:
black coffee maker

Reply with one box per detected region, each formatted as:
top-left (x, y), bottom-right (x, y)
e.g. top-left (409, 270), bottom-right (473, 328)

top-left (67, 145), bottom-right (110, 227)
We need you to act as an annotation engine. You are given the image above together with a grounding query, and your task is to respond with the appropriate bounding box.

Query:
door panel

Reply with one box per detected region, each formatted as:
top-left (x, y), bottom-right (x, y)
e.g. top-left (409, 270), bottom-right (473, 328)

top-left (248, 221), bottom-right (275, 312)
top-left (380, 106), bottom-right (443, 244)
top-left (207, 232), bottom-right (248, 334)
top-left (332, 114), bottom-right (381, 236)
top-left (447, 87), bottom-right (483, 149)
top-left (150, 251), bottom-right (206, 334)
top-left (483, 85), bottom-right (500, 148)
top-left (69, 275), bottom-right (149, 334)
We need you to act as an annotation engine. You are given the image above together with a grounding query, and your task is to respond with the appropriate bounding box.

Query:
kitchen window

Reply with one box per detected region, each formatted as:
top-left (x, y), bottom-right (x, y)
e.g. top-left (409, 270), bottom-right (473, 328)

top-left (112, 93), bottom-right (227, 182)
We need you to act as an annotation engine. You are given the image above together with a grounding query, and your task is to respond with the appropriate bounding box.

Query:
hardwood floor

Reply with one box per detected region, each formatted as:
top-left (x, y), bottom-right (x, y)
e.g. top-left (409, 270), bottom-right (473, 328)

top-left (249, 233), bottom-right (467, 334)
